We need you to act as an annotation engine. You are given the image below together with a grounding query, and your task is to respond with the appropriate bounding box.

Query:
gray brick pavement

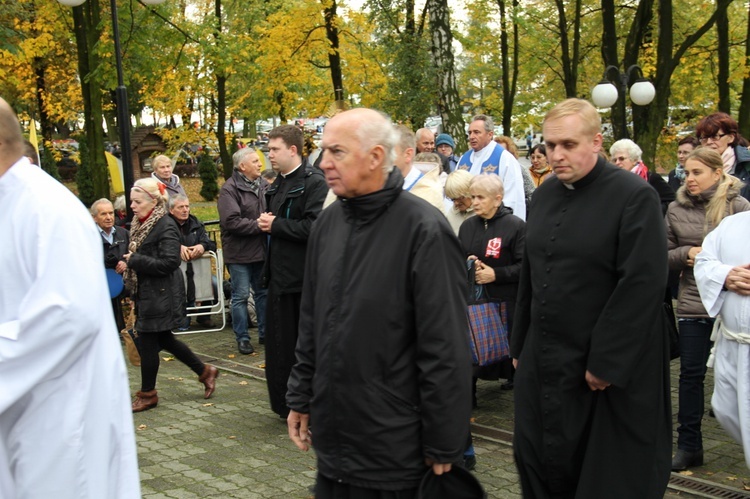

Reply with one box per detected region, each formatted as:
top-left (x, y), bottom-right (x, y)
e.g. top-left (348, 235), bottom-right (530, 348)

top-left (126, 326), bottom-right (749, 497)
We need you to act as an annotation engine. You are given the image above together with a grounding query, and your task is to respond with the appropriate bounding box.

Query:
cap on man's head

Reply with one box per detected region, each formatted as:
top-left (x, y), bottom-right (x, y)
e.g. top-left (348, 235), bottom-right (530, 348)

top-left (436, 134), bottom-right (455, 149)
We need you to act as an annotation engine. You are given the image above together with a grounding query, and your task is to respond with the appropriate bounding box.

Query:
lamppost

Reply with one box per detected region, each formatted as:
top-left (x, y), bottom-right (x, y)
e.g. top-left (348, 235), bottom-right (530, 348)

top-left (57, 0), bottom-right (166, 221)
top-left (591, 65), bottom-right (656, 139)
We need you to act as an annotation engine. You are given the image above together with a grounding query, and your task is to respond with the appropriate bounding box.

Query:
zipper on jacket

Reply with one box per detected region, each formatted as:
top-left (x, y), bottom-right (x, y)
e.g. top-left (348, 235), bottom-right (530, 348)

top-left (329, 217), bottom-right (357, 479)
top-left (284, 185), bottom-right (305, 218)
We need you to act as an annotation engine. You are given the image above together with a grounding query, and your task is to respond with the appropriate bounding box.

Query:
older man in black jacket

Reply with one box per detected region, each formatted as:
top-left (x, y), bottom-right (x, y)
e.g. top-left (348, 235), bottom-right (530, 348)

top-left (169, 194), bottom-right (217, 330)
top-left (286, 109), bottom-right (472, 497)
top-left (91, 198), bottom-right (129, 331)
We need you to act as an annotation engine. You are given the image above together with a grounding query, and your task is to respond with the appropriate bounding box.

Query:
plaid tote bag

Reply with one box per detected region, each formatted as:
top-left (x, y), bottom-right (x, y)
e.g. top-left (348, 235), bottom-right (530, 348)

top-left (466, 261), bottom-right (510, 366)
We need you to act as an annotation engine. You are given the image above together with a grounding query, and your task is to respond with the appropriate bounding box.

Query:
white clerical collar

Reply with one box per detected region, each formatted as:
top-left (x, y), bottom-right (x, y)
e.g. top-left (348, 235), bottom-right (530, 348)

top-left (470, 141), bottom-right (496, 166)
top-left (281, 163), bottom-right (303, 178)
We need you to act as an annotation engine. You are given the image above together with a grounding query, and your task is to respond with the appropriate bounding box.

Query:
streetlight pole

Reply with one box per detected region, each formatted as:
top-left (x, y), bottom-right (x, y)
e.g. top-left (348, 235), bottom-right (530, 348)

top-left (591, 65), bottom-right (656, 140)
top-left (57, 0), bottom-right (166, 222)
top-left (108, 0), bottom-right (135, 222)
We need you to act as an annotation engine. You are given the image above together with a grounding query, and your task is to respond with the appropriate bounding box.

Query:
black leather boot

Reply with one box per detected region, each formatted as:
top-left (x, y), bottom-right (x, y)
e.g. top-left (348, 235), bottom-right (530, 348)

top-left (671, 449), bottom-right (704, 471)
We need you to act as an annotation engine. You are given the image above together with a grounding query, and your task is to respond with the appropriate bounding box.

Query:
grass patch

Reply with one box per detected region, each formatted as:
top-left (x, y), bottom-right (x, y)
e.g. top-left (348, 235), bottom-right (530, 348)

top-left (190, 204), bottom-right (219, 223)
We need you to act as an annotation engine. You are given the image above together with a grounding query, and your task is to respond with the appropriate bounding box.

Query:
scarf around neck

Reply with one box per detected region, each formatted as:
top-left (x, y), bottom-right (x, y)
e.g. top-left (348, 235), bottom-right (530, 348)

top-left (631, 160), bottom-right (649, 181)
top-left (722, 147), bottom-right (736, 174)
top-left (123, 203), bottom-right (167, 294)
top-left (674, 163), bottom-right (686, 182)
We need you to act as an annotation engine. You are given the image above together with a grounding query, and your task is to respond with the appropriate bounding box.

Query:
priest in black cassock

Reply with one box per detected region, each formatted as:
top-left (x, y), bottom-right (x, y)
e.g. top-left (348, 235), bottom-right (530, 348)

top-left (511, 98), bottom-right (671, 498)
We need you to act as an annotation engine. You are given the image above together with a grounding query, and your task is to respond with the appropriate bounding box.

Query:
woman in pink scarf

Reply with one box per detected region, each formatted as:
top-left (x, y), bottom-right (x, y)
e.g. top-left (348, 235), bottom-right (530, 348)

top-left (695, 112), bottom-right (750, 202)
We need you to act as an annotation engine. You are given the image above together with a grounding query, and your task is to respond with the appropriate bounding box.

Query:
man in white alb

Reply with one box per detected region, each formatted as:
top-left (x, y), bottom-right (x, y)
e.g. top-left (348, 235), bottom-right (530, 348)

top-left (0, 96), bottom-right (140, 498)
top-left (456, 114), bottom-right (526, 220)
top-left (695, 211), bottom-right (750, 468)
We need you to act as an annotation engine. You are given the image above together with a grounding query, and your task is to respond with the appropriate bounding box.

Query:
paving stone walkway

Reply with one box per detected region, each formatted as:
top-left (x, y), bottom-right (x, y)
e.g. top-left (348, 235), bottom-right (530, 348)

top-left (126, 324), bottom-right (749, 498)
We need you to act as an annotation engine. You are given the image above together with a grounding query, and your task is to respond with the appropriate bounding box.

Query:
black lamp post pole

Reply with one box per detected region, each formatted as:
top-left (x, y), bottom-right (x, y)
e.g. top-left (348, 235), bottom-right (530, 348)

top-left (110, 0), bottom-right (135, 223)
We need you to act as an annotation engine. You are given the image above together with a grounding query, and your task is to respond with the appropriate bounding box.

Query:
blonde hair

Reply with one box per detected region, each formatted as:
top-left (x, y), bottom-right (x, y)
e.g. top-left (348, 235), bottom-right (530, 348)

top-left (686, 147), bottom-right (744, 230)
top-left (132, 177), bottom-right (168, 206)
top-left (544, 98), bottom-right (601, 137)
top-left (152, 154), bottom-right (172, 171)
top-left (444, 169), bottom-right (473, 199)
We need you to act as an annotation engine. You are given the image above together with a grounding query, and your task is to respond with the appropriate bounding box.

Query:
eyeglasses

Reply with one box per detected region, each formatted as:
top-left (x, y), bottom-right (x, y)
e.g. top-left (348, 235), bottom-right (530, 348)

top-left (699, 133), bottom-right (728, 143)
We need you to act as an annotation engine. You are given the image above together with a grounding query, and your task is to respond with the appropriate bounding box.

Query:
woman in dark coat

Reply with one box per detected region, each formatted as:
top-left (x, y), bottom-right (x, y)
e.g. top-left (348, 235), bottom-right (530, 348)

top-left (695, 112), bottom-right (750, 201)
top-left (459, 174), bottom-right (526, 384)
top-left (124, 178), bottom-right (218, 413)
top-left (458, 173), bottom-right (525, 467)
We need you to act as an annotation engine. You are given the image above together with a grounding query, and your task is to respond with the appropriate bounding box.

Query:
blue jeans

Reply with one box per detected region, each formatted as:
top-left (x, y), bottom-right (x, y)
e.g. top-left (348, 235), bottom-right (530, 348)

top-left (676, 318), bottom-right (714, 451)
top-left (227, 262), bottom-right (267, 343)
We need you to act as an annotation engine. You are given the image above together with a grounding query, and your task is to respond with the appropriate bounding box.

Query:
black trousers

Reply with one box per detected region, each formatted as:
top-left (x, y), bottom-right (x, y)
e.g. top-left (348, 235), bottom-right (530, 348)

top-left (139, 330), bottom-right (204, 391)
top-left (265, 290), bottom-right (302, 417)
top-left (315, 473), bottom-right (418, 499)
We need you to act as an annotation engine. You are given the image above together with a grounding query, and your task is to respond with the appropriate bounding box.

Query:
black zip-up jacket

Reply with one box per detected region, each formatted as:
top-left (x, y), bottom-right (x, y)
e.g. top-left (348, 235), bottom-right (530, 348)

top-left (262, 161), bottom-right (327, 293)
top-left (286, 169), bottom-right (472, 490)
top-left (458, 204), bottom-right (525, 304)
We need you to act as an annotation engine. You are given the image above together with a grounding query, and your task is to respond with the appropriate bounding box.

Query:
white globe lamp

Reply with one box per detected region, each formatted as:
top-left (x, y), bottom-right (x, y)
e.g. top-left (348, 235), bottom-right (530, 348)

top-left (591, 81), bottom-right (619, 108)
top-left (629, 79), bottom-right (656, 106)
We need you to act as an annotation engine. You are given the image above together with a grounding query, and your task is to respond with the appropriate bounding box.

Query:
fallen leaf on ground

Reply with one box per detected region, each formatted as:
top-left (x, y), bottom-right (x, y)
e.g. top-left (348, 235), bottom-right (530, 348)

top-left (228, 436), bottom-right (236, 439)
top-left (137, 424), bottom-right (147, 430)
top-left (728, 476), bottom-right (737, 481)
top-left (678, 470), bottom-right (694, 476)
top-left (228, 354), bottom-right (236, 359)
top-left (163, 356), bottom-right (175, 361)
top-left (239, 381), bottom-right (248, 385)
top-left (470, 417), bottom-right (476, 423)
top-left (743, 485), bottom-right (750, 491)
top-left (203, 403), bottom-right (214, 407)
top-left (259, 363), bottom-right (266, 369)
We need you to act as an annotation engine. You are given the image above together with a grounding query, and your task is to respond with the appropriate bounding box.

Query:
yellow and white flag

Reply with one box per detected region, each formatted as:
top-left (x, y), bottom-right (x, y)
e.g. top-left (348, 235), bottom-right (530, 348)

top-left (28, 120), bottom-right (40, 164)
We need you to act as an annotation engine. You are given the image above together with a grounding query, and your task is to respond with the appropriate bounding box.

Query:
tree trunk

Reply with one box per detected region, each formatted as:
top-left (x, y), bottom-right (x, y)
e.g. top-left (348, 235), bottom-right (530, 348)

top-left (717, 4), bottom-right (731, 113)
top-left (213, 0), bottom-right (232, 179)
top-left (738, 4), bottom-right (750, 137)
top-left (498, 0), bottom-right (510, 135)
top-left (323, 0), bottom-right (345, 109)
top-left (601, 0), bottom-right (654, 141)
top-left (72, 0), bottom-right (108, 202)
top-left (634, 0), bottom-right (732, 167)
top-left (554, 0), bottom-right (576, 98)
top-left (428, 0), bottom-right (466, 152)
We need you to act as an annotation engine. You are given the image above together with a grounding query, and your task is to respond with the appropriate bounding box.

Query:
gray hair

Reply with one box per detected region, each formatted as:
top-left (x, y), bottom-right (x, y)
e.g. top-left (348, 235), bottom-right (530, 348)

top-left (233, 147), bottom-right (259, 169)
top-left (90, 198), bottom-right (113, 216)
top-left (610, 139), bottom-right (642, 162)
top-left (414, 152), bottom-right (441, 164)
top-left (471, 173), bottom-right (504, 198)
top-left (354, 111), bottom-right (397, 173)
top-left (114, 195), bottom-right (126, 212)
top-left (394, 125), bottom-right (416, 154)
top-left (472, 114), bottom-right (494, 133)
top-left (168, 193), bottom-right (189, 211)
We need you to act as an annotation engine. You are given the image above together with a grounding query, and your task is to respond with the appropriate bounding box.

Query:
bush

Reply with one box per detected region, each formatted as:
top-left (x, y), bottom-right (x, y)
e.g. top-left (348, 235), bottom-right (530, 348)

top-left (198, 149), bottom-right (219, 201)
top-left (40, 142), bottom-right (62, 181)
top-left (75, 136), bottom-right (95, 207)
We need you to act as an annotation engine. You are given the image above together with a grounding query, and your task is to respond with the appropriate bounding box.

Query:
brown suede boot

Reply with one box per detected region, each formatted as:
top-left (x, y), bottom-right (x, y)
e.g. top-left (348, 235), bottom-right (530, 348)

top-left (132, 390), bottom-right (158, 413)
top-left (199, 364), bottom-right (219, 399)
